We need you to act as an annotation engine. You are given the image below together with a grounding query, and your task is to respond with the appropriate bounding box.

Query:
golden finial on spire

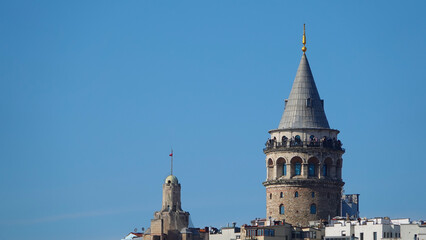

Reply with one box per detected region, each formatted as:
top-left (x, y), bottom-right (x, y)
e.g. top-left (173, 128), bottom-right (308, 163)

top-left (302, 24), bottom-right (307, 54)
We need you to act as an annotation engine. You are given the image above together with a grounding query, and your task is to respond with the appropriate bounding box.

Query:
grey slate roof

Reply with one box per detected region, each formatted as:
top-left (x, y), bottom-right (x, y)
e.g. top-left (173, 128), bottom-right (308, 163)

top-left (278, 54), bottom-right (330, 129)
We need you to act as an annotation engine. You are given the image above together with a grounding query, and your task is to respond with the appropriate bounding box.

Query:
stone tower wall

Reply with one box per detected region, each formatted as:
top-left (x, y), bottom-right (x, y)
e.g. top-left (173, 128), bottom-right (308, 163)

top-left (265, 180), bottom-right (342, 226)
top-left (162, 183), bottom-right (182, 211)
top-left (264, 129), bottom-right (344, 227)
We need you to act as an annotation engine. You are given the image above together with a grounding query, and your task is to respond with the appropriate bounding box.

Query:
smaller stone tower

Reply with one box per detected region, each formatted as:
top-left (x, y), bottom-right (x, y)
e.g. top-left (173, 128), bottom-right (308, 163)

top-left (149, 175), bottom-right (190, 240)
top-left (161, 175), bottom-right (184, 212)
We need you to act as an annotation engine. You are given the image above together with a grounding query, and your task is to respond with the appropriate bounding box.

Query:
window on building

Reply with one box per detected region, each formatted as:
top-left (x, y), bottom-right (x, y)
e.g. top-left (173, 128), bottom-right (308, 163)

top-left (308, 163), bottom-right (315, 176)
top-left (310, 204), bottom-right (316, 214)
top-left (283, 164), bottom-right (287, 176)
top-left (306, 98), bottom-right (312, 107)
top-left (373, 232), bottom-right (377, 240)
top-left (360, 232), bottom-right (364, 240)
top-left (264, 229), bottom-right (274, 237)
top-left (295, 163), bottom-right (301, 175)
top-left (323, 164), bottom-right (328, 176)
top-left (279, 204), bottom-right (285, 215)
top-left (311, 192), bottom-right (315, 198)
top-left (295, 191), bottom-right (299, 198)
top-left (295, 135), bottom-right (301, 142)
top-left (280, 192), bottom-right (283, 198)
top-left (247, 229), bottom-right (256, 237)
top-left (269, 193), bottom-right (272, 199)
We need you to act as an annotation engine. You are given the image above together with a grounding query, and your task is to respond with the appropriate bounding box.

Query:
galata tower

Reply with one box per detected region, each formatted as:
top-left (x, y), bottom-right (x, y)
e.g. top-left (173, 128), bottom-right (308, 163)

top-left (263, 25), bottom-right (344, 227)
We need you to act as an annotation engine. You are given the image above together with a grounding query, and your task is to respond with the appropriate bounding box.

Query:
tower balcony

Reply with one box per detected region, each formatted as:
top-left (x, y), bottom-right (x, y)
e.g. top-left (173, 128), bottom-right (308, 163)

top-left (263, 139), bottom-right (344, 153)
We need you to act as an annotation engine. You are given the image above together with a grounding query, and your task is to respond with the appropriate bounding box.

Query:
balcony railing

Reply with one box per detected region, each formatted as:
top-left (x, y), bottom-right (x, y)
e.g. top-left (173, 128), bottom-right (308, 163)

top-left (264, 139), bottom-right (344, 151)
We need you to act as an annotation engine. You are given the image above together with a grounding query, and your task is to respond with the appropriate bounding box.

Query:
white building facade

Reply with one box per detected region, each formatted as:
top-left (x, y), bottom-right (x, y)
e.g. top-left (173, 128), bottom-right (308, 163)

top-left (326, 218), bottom-right (401, 240)
top-left (209, 226), bottom-right (241, 240)
top-left (392, 219), bottom-right (426, 240)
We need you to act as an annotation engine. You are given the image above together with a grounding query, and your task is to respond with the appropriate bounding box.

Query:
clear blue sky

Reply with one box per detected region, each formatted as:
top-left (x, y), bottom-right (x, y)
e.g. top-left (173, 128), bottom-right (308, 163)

top-left (1, 1), bottom-right (425, 240)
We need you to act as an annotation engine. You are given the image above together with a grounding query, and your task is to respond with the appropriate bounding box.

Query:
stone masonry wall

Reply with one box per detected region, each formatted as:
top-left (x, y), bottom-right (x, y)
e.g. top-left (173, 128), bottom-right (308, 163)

top-left (266, 181), bottom-right (342, 227)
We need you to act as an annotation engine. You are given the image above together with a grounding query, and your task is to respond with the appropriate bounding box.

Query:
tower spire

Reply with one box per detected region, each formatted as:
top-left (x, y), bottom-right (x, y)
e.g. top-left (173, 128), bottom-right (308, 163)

top-left (302, 24), bottom-right (307, 54)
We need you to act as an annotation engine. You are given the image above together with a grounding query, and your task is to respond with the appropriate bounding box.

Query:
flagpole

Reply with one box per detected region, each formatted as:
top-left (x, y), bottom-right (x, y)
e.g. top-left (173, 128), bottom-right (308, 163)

top-left (170, 148), bottom-right (173, 175)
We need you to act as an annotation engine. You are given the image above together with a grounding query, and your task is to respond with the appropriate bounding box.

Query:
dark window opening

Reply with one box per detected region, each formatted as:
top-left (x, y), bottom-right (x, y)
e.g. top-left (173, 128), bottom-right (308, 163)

top-left (308, 163), bottom-right (315, 176)
top-left (279, 204), bottom-right (285, 215)
top-left (310, 204), bottom-right (316, 214)
top-left (295, 163), bottom-right (301, 176)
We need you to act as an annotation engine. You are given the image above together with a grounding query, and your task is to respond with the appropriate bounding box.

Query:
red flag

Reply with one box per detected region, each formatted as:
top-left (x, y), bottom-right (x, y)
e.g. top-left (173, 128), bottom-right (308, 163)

top-left (169, 153), bottom-right (173, 157)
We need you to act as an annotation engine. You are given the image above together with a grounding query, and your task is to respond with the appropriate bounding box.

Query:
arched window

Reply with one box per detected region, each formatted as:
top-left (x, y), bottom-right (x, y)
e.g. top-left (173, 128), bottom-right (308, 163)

top-left (323, 158), bottom-right (332, 177)
top-left (280, 192), bottom-right (283, 198)
top-left (311, 192), bottom-right (315, 198)
top-left (336, 159), bottom-right (342, 179)
top-left (279, 204), bottom-right (285, 215)
top-left (308, 163), bottom-right (315, 176)
top-left (295, 191), bottom-right (299, 198)
top-left (322, 164), bottom-right (328, 177)
top-left (295, 135), bottom-right (301, 142)
top-left (267, 159), bottom-right (274, 180)
top-left (277, 158), bottom-right (286, 178)
top-left (310, 204), bottom-right (316, 214)
top-left (291, 157), bottom-right (303, 177)
top-left (295, 163), bottom-right (301, 176)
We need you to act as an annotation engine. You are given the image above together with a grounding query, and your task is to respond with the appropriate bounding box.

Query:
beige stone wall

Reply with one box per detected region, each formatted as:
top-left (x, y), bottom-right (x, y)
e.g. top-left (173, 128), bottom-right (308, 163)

top-left (265, 180), bottom-right (342, 227)
top-left (162, 183), bottom-right (182, 212)
top-left (153, 211), bottom-right (189, 237)
top-left (150, 218), bottom-right (163, 239)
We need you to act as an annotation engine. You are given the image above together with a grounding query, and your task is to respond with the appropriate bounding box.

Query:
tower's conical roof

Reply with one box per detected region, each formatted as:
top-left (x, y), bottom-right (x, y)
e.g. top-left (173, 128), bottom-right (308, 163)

top-left (278, 54), bottom-right (330, 129)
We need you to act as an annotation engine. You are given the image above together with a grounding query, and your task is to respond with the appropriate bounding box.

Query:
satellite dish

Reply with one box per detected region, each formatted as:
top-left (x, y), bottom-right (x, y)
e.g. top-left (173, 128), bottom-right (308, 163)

top-left (134, 228), bottom-right (138, 233)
